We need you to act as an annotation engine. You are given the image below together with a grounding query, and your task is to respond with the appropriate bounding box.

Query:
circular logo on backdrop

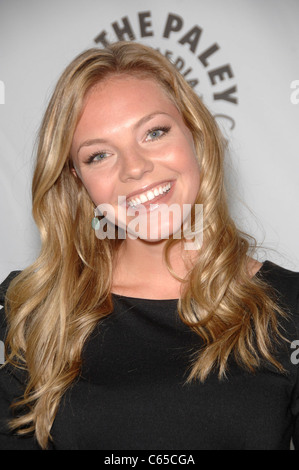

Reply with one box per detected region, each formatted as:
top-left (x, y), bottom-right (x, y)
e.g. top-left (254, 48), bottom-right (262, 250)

top-left (93, 11), bottom-right (238, 135)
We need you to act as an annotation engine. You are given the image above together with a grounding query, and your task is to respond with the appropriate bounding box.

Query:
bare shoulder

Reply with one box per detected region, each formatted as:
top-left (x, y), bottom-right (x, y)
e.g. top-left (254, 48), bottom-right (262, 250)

top-left (247, 258), bottom-right (263, 278)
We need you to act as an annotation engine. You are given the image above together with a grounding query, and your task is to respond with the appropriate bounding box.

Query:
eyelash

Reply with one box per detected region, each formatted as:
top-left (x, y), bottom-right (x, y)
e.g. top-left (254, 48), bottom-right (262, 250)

top-left (85, 126), bottom-right (171, 164)
top-left (145, 126), bottom-right (171, 141)
top-left (85, 151), bottom-right (110, 165)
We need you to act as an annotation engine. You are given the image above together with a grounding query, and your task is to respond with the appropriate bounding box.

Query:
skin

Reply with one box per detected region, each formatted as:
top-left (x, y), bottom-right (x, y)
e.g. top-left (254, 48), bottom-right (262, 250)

top-left (71, 75), bottom-right (202, 298)
top-left (71, 75), bottom-right (262, 298)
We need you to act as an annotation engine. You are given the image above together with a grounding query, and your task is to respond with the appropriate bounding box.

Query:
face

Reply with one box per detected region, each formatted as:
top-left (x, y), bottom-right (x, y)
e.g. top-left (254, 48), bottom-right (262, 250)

top-left (71, 75), bottom-right (201, 241)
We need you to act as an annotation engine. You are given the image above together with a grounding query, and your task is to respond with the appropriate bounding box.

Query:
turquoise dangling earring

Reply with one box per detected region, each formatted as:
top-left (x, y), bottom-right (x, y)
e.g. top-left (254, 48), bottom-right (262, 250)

top-left (91, 208), bottom-right (100, 231)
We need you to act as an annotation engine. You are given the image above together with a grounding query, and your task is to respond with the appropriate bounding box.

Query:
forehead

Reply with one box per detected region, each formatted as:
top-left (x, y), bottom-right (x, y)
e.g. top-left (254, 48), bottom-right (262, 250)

top-left (83, 74), bottom-right (175, 111)
top-left (72, 75), bottom-right (180, 143)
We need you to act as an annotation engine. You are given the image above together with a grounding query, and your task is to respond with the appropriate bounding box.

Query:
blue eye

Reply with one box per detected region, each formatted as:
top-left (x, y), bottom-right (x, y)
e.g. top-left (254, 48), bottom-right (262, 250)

top-left (146, 126), bottom-right (170, 141)
top-left (148, 129), bottom-right (163, 139)
top-left (86, 151), bottom-right (109, 164)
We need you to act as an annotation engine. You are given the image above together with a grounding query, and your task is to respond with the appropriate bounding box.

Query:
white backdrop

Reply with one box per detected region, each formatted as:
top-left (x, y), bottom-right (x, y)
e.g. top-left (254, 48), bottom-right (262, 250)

top-left (0, 0), bottom-right (298, 283)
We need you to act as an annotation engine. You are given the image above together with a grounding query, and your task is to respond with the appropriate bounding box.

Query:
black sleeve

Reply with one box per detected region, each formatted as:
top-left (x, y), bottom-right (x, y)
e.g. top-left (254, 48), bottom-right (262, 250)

top-left (292, 374), bottom-right (299, 449)
top-left (259, 262), bottom-right (299, 449)
top-left (291, 288), bottom-right (299, 450)
top-left (0, 271), bottom-right (42, 450)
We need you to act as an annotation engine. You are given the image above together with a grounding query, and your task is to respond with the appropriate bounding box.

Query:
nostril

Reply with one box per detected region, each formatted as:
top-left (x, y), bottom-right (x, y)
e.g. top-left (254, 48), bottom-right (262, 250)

top-left (119, 153), bottom-right (154, 181)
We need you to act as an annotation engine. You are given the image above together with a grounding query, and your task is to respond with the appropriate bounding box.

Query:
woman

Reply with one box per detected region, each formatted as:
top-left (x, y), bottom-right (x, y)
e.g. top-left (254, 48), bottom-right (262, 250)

top-left (0, 41), bottom-right (298, 450)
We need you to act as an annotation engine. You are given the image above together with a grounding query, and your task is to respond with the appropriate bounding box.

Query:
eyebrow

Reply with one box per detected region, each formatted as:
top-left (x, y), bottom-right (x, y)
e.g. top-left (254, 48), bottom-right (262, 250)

top-left (76, 111), bottom-right (170, 155)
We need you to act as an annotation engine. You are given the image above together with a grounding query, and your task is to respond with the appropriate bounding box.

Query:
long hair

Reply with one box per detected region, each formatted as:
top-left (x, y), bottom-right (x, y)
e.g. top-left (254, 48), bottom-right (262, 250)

top-left (4, 41), bottom-right (286, 448)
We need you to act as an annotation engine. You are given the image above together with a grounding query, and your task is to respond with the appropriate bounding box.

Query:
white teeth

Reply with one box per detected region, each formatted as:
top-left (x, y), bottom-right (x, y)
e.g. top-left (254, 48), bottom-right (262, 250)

top-left (140, 194), bottom-right (148, 203)
top-left (128, 182), bottom-right (171, 207)
top-left (147, 190), bottom-right (155, 201)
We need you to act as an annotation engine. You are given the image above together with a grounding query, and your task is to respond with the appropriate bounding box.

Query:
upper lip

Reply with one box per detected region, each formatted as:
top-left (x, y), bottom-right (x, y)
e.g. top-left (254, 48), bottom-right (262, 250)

top-left (125, 179), bottom-right (175, 201)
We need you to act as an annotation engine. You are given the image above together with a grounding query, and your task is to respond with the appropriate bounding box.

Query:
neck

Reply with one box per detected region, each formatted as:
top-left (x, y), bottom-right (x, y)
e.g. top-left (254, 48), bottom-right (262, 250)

top-left (112, 237), bottom-right (199, 298)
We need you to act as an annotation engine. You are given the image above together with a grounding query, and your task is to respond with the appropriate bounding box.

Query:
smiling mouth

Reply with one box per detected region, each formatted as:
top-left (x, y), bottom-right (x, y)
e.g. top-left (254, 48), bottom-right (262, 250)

top-left (127, 181), bottom-right (173, 208)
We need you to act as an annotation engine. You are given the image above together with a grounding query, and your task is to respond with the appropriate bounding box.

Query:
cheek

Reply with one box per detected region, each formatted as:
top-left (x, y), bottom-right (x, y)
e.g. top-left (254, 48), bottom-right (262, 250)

top-left (182, 151), bottom-right (201, 202)
top-left (189, 153), bottom-right (201, 182)
top-left (188, 168), bottom-right (200, 204)
top-left (175, 145), bottom-right (200, 183)
top-left (80, 173), bottom-right (114, 206)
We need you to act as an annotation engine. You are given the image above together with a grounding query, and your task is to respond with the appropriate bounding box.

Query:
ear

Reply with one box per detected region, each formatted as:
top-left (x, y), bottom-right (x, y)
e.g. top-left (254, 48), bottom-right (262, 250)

top-left (71, 166), bottom-right (78, 178)
top-left (71, 163), bottom-right (83, 181)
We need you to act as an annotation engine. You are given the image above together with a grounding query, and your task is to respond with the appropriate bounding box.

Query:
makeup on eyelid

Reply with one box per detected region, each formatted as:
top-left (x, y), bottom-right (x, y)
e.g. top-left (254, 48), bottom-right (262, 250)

top-left (84, 125), bottom-right (171, 165)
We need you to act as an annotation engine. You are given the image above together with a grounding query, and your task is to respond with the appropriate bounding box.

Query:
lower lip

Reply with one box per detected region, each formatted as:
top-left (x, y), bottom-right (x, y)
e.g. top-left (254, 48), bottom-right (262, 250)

top-left (126, 182), bottom-right (176, 212)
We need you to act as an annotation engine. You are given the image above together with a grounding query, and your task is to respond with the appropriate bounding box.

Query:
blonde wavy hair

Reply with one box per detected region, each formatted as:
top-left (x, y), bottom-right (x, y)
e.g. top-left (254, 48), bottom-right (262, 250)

top-left (4, 41), bottom-right (286, 449)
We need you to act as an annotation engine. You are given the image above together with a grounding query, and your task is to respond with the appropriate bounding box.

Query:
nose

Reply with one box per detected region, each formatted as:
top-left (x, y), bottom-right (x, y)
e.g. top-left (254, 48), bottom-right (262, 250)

top-left (118, 147), bottom-right (154, 182)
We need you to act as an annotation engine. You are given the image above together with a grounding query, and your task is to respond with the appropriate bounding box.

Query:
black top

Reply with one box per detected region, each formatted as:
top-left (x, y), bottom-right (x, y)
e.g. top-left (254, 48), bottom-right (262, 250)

top-left (0, 261), bottom-right (299, 450)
